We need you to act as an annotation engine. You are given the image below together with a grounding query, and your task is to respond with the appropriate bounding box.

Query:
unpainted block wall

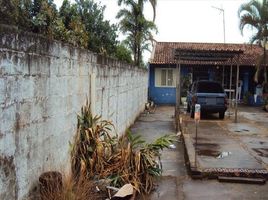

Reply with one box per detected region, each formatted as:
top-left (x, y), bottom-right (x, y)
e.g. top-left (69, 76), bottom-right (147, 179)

top-left (0, 25), bottom-right (148, 200)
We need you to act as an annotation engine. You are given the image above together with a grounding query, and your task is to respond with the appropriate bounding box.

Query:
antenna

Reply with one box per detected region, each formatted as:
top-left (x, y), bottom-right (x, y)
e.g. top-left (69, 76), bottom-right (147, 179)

top-left (212, 6), bottom-right (226, 43)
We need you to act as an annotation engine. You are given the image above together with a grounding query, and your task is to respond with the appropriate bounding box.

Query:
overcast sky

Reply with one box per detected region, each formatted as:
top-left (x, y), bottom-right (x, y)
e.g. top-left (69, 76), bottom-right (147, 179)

top-left (100, 0), bottom-right (254, 43)
top-left (54, 0), bottom-right (254, 60)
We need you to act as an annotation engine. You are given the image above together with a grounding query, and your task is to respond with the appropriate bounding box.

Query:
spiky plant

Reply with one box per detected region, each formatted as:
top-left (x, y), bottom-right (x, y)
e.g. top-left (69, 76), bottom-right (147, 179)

top-left (70, 100), bottom-right (177, 195)
top-left (70, 100), bottom-right (116, 180)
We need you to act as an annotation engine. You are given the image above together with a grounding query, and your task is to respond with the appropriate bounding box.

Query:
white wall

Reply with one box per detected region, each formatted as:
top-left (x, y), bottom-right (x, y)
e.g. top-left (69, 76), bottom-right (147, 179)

top-left (0, 25), bottom-right (148, 200)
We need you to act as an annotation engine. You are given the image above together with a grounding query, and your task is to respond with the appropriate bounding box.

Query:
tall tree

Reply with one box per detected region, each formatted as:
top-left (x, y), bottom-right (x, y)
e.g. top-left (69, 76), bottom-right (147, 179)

top-left (18, 0), bottom-right (32, 30)
top-left (238, 0), bottom-right (268, 86)
top-left (75, 0), bottom-right (118, 55)
top-left (58, 0), bottom-right (88, 47)
top-left (115, 42), bottom-right (133, 63)
top-left (0, 0), bottom-right (19, 26)
top-left (0, 0), bottom-right (129, 62)
top-left (118, 0), bottom-right (157, 22)
top-left (31, 0), bottom-right (58, 37)
top-left (117, 0), bottom-right (157, 66)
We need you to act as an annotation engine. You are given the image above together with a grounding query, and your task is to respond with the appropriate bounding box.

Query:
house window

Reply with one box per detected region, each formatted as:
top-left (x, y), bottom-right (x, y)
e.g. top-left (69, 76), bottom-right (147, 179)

top-left (155, 68), bottom-right (176, 87)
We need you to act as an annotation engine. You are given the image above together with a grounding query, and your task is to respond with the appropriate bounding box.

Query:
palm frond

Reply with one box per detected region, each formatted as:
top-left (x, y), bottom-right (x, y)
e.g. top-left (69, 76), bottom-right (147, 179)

top-left (238, 0), bottom-right (268, 41)
top-left (117, 0), bottom-right (157, 66)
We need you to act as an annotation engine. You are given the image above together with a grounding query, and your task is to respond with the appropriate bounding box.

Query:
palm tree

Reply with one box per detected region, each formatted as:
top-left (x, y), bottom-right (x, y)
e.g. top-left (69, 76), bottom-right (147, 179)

top-left (118, 0), bottom-right (157, 21)
top-left (238, 0), bottom-right (268, 87)
top-left (117, 0), bottom-right (157, 66)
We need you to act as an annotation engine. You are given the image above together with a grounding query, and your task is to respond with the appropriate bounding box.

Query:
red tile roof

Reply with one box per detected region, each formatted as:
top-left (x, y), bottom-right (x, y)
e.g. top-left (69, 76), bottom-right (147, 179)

top-left (149, 42), bottom-right (264, 66)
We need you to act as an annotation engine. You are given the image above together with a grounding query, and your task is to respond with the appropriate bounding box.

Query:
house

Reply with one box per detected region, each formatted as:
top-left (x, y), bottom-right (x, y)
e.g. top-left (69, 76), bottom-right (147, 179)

top-left (148, 42), bottom-right (263, 105)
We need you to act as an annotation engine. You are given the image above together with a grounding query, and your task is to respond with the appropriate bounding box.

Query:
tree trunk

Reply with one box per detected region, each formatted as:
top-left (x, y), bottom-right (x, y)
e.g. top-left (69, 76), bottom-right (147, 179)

top-left (137, 43), bottom-right (141, 66)
top-left (264, 51), bottom-right (267, 83)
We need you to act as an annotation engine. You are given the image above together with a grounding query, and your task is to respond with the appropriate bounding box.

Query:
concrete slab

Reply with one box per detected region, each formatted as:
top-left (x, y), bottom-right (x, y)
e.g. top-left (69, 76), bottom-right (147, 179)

top-left (227, 123), bottom-right (261, 135)
top-left (143, 177), bottom-right (180, 200)
top-left (238, 109), bottom-right (268, 130)
top-left (182, 179), bottom-right (268, 200)
top-left (240, 137), bottom-right (268, 168)
top-left (182, 105), bottom-right (268, 179)
top-left (132, 105), bottom-right (268, 200)
top-left (184, 119), bottom-right (264, 170)
top-left (239, 112), bottom-right (268, 123)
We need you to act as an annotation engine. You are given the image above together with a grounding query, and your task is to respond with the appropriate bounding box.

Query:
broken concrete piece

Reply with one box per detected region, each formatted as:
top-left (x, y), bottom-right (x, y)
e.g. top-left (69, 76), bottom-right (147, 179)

top-left (113, 184), bottom-right (133, 198)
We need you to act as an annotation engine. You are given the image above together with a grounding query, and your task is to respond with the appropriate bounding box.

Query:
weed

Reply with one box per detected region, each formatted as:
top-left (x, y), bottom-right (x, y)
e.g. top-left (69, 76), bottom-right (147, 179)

top-left (40, 174), bottom-right (107, 200)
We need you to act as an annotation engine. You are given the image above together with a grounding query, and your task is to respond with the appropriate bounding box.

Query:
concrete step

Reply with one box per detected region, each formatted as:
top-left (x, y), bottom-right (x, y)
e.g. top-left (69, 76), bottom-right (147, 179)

top-left (218, 176), bottom-right (266, 184)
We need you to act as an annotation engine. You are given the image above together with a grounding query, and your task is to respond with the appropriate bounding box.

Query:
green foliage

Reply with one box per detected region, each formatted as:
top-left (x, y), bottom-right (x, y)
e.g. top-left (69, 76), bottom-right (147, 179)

top-left (115, 43), bottom-right (133, 63)
top-left (74, 0), bottom-right (118, 54)
top-left (117, 0), bottom-right (157, 66)
top-left (0, 0), bottom-right (19, 26)
top-left (243, 91), bottom-right (252, 105)
top-left (1, 0), bottom-right (133, 63)
top-left (238, 0), bottom-right (268, 83)
top-left (58, 0), bottom-right (89, 47)
top-left (31, 0), bottom-right (58, 37)
top-left (71, 100), bottom-right (177, 194)
top-left (18, 0), bottom-right (33, 30)
top-left (181, 74), bottom-right (192, 97)
top-left (71, 100), bottom-right (116, 179)
top-left (238, 0), bottom-right (268, 44)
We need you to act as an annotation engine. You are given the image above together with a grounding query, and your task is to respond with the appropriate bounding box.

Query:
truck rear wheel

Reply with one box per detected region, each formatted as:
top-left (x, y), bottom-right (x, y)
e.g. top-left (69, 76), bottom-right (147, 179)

top-left (190, 106), bottom-right (194, 118)
top-left (219, 111), bottom-right (225, 119)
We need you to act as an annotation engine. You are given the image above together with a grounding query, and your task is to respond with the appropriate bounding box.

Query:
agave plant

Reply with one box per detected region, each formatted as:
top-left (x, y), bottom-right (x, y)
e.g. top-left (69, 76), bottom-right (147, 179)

top-left (70, 100), bottom-right (177, 195)
top-left (70, 100), bottom-right (117, 180)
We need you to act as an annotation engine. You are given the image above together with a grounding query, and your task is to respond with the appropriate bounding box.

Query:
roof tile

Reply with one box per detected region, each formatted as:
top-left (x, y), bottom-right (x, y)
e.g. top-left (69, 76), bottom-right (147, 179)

top-left (150, 42), bottom-right (264, 66)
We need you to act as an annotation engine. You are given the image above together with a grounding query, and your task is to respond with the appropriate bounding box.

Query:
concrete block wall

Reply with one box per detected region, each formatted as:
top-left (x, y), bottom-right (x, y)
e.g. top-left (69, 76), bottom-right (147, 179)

top-left (0, 25), bottom-right (148, 200)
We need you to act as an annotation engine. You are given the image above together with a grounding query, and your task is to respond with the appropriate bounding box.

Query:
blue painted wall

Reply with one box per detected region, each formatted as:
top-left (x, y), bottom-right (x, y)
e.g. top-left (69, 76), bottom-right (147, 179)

top-left (149, 65), bottom-right (188, 105)
top-left (149, 65), bottom-right (254, 105)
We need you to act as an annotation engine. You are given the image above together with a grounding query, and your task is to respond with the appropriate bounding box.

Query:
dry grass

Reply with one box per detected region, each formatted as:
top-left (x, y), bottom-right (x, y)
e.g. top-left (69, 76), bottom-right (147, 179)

top-left (40, 174), bottom-right (107, 200)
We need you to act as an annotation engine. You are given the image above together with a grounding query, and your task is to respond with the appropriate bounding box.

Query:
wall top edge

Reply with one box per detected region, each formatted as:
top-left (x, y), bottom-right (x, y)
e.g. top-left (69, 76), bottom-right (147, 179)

top-left (0, 24), bottom-right (147, 72)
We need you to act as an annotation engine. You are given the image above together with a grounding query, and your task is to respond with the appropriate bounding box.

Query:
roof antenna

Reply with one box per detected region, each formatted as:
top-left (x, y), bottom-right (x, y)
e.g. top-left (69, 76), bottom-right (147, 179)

top-left (212, 5), bottom-right (226, 43)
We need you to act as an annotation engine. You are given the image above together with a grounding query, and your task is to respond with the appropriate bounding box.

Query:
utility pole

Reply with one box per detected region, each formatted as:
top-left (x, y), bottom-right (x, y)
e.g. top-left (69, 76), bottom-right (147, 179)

top-left (212, 6), bottom-right (226, 43)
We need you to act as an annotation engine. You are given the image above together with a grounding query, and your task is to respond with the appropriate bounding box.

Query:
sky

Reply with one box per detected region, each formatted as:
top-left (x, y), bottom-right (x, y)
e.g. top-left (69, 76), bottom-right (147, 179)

top-left (54, 0), bottom-right (254, 60)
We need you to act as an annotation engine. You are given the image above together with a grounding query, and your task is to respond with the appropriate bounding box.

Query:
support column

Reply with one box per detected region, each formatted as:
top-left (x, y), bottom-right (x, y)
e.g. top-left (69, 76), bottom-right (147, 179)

top-left (235, 56), bottom-right (240, 123)
top-left (228, 61), bottom-right (233, 114)
top-left (175, 57), bottom-right (181, 131)
top-left (229, 63), bottom-right (233, 97)
top-left (222, 65), bottom-right (225, 87)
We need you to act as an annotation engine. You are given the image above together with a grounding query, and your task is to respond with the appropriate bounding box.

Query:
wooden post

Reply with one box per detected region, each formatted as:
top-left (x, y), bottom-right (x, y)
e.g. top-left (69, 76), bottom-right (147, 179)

top-left (175, 56), bottom-right (181, 131)
top-left (175, 58), bottom-right (179, 114)
top-left (229, 60), bottom-right (233, 110)
top-left (230, 62), bottom-right (233, 97)
top-left (175, 59), bottom-right (178, 119)
top-left (178, 60), bottom-right (181, 110)
top-left (235, 56), bottom-right (240, 123)
top-left (222, 65), bottom-right (225, 87)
